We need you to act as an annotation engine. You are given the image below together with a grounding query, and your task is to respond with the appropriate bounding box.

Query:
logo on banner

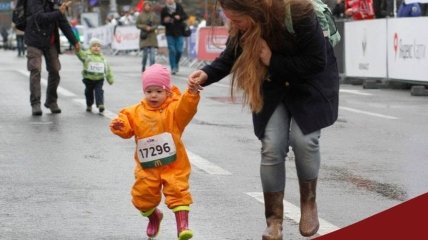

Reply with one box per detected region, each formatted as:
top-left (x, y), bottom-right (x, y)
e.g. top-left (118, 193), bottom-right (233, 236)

top-left (393, 32), bottom-right (399, 59)
top-left (362, 29), bottom-right (367, 56)
top-left (393, 32), bottom-right (426, 60)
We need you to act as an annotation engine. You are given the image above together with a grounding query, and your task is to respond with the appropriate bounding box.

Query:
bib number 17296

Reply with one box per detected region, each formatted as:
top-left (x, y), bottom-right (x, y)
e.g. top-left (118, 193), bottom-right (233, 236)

top-left (139, 142), bottom-right (171, 159)
top-left (136, 132), bottom-right (177, 168)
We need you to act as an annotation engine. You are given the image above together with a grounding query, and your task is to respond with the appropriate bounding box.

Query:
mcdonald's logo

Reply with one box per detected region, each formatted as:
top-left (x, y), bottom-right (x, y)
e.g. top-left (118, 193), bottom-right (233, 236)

top-left (154, 160), bottom-right (162, 167)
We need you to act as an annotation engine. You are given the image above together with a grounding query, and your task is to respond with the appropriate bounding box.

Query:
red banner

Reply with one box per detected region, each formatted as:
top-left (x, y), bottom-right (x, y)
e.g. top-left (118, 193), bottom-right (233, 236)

top-left (197, 27), bottom-right (229, 61)
top-left (135, 0), bottom-right (144, 12)
top-left (315, 192), bottom-right (428, 239)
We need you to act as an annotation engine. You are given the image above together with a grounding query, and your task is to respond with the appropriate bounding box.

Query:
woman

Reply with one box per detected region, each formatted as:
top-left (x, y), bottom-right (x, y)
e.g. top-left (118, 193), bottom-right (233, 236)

top-left (188, 0), bottom-right (339, 238)
top-left (136, 1), bottom-right (159, 72)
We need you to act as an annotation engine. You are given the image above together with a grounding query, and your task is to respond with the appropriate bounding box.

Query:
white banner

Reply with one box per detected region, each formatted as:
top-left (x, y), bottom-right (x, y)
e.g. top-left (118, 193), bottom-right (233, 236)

top-left (344, 19), bottom-right (388, 78)
top-left (387, 17), bottom-right (428, 82)
top-left (111, 26), bottom-right (140, 51)
top-left (404, 0), bottom-right (428, 3)
top-left (84, 25), bottom-right (115, 49)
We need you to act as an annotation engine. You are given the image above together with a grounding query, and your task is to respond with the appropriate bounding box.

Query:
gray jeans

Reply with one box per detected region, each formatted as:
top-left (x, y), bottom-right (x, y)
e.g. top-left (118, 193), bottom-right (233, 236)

top-left (27, 46), bottom-right (61, 106)
top-left (260, 103), bottom-right (321, 192)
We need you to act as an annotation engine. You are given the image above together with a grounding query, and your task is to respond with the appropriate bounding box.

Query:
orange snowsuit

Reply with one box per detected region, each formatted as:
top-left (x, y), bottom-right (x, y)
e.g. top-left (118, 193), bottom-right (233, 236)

top-left (110, 85), bottom-right (200, 211)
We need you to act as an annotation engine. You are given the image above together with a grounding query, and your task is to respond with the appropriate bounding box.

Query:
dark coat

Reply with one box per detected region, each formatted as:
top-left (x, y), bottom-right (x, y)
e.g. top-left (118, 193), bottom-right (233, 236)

top-left (201, 13), bottom-right (339, 139)
top-left (24, 0), bottom-right (78, 51)
top-left (160, 3), bottom-right (188, 37)
top-left (136, 11), bottom-right (159, 49)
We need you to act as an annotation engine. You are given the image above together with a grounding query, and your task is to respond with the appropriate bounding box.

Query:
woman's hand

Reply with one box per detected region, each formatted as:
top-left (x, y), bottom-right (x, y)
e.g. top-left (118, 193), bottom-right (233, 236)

top-left (188, 70), bottom-right (207, 91)
top-left (259, 39), bottom-right (272, 67)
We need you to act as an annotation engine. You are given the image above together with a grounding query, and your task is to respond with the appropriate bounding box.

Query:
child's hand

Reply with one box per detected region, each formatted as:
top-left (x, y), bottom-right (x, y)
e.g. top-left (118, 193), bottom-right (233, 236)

top-left (110, 119), bottom-right (125, 131)
top-left (187, 85), bottom-right (200, 94)
top-left (74, 42), bottom-right (80, 53)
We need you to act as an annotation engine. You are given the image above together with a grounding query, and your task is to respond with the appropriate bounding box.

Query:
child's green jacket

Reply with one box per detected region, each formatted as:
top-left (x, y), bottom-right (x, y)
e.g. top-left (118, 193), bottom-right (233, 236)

top-left (76, 49), bottom-right (114, 84)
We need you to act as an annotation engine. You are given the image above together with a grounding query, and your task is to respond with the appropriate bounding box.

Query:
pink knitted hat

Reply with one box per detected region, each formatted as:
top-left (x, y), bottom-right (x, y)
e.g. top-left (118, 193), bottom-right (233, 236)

top-left (141, 64), bottom-right (171, 91)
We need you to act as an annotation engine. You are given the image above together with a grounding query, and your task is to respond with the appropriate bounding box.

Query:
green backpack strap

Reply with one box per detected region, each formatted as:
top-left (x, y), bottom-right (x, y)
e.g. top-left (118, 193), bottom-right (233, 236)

top-left (284, 0), bottom-right (341, 47)
top-left (312, 0), bottom-right (330, 37)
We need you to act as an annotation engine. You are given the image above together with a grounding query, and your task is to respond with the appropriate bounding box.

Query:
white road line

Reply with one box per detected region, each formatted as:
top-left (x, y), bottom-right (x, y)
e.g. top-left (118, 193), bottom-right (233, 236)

top-left (17, 70), bottom-right (76, 97)
top-left (72, 98), bottom-right (86, 106)
top-left (340, 89), bottom-right (372, 96)
top-left (339, 106), bottom-right (398, 120)
top-left (187, 151), bottom-right (232, 175)
top-left (246, 192), bottom-right (340, 236)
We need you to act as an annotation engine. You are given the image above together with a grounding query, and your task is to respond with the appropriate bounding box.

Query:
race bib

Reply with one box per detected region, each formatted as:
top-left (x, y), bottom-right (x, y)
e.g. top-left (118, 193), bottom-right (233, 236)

top-left (87, 61), bottom-right (105, 73)
top-left (136, 132), bottom-right (177, 168)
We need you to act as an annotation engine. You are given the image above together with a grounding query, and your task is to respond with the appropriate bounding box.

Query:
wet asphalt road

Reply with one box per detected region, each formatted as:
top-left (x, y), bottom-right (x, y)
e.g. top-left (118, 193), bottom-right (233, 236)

top-left (0, 49), bottom-right (427, 239)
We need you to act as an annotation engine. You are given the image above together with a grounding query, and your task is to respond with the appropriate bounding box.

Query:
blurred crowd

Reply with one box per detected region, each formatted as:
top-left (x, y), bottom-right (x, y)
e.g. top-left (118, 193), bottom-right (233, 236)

top-left (332, 0), bottom-right (428, 20)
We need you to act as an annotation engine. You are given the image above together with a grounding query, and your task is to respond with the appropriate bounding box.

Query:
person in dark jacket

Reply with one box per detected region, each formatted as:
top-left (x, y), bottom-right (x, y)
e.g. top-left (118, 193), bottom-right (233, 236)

top-left (25, 0), bottom-right (80, 116)
top-left (188, 0), bottom-right (339, 239)
top-left (160, 0), bottom-right (188, 75)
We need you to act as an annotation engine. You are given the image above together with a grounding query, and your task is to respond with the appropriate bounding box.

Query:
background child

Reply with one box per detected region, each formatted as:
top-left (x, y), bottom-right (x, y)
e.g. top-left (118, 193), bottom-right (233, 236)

top-left (75, 37), bottom-right (114, 113)
top-left (109, 64), bottom-right (200, 240)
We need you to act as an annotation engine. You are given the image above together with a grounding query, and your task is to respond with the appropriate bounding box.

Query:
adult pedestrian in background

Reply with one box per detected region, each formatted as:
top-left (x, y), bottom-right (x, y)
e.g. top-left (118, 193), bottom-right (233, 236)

top-left (188, 0), bottom-right (339, 238)
top-left (136, 1), bottom-right (159, 72)
top-left (397, 1), bottom-right (422, 17)
top-left (160, 0), bottom-right (188, 75)
top-left (25, 0), bottom-right (80, 116)
top-left (373, 0), bottom-right (393, 18)
top-left (1, 26), bottom-right (8, 49)
top-left (332, 0), bottom-right (346, 18)
top-left (13, 23), bottom-right (26, 57)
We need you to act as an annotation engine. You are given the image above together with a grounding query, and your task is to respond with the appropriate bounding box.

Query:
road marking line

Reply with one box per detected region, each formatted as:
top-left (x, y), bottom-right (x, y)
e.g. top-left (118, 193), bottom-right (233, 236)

top-left (339, 106), bottom-right (398, 120)
top-left (72, 98), bottom-right (86, 106)
top-left (17, 70), bottom-right (76, 97)
top-left (340, 89), bottom-right (372, 96)
top-left (246, 192), bottom-right (340, 236)
top-left (187, 151), bottom-right (232, 175)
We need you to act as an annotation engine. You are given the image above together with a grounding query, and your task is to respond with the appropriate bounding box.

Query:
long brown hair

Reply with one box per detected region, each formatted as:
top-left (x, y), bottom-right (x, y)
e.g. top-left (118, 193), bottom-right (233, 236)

top-left (216, 0), bottom-right (313, 113)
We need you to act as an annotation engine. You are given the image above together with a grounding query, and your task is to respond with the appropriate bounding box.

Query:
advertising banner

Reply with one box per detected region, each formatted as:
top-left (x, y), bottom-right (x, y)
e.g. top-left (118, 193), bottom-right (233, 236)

top-left (344, 19), bottom-right (387, 78)
top-left (84, 25), bottom-right (115, 48)
top-left (404, 0), bottom-right (428, 3)
top-left (111, 26), bottom-right (139, 51)
top-left (387, 17), bottom-right (428, 82)
top-left (197, 27), bottom-right (228, 61)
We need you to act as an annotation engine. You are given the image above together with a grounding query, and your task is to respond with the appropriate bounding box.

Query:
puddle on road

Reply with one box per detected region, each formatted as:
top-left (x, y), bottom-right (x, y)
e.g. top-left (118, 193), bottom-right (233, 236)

top-left (29, 121), bottom-right (53, 125)
top-left (326, 166), bottom-right (408, 201)
top-left (208, 96), bottom-right (242, 104)
top-left (192, 119), bottom-right (245, 129)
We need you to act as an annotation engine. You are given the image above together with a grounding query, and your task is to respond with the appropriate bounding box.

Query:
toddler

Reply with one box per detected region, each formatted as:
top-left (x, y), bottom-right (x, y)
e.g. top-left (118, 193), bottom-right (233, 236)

top-left (110, 64), bottom-right (200, 239)
top-left (75, 37), bottom-right (114, 113)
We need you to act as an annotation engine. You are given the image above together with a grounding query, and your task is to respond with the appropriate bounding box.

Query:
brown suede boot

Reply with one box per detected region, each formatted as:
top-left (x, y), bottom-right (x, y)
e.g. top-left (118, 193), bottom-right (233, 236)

top-left (262, 192), bottom-right (284, 240)
top-left (299, 178), bottom-right (319, 237)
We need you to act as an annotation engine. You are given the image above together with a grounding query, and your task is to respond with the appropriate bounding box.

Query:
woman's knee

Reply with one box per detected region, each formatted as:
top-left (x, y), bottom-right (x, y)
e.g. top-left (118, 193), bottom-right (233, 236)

top-left (261, 140), bottom-right (287, 166)
top-left (290, 129), bottom-right (320, 154)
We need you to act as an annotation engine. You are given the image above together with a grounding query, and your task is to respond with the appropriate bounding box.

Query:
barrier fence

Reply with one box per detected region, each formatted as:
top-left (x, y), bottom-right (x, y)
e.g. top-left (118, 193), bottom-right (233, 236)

top-left (84, 17), bottom-right (428, 87)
